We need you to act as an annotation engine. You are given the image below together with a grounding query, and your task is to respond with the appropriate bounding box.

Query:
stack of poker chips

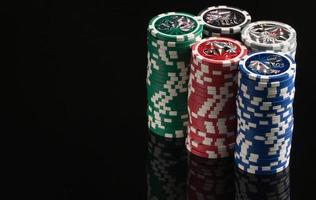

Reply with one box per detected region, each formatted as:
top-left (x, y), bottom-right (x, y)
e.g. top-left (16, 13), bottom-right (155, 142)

top-left (146, 12), bottom-right (203, 138)
top-left (235, 167), bottom-right (290, 200)
top-left (186, 37), bottom-right (248, 158)
top-left (241, 21), bottom-right (297, 58)
top-left (187, 153), bottom-right (234, 200)
top-left (235, 51), bottom-right (296, 175)
top-left (146, 131), bottom-right (187, 200)
top-left (198, 5), bottom-right (251, 40)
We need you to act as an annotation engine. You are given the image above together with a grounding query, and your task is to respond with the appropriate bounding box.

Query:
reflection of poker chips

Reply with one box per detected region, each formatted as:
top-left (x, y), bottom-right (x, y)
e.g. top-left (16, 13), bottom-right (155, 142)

top-left (241, 21), bottom-right (297, 58)
top-left (187, 153), bottom-right (235, 200)
top-left (186, 37), bottom-right (248, 158)
top-left (147, 12), bottom-right (203, 138)
top-left (198, 5), bottom-right (251, 39)
top-left (146, 131), bottom-right (187, 200)
top-left (235, 167), bottom-right (290, 200)
top-left (235, 51), bottom-right (296, 175)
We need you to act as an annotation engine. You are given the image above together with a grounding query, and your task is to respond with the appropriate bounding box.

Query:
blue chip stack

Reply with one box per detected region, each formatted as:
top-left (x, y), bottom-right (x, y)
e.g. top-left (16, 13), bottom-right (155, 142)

top-left (235, 51), bottom-right (296, 175)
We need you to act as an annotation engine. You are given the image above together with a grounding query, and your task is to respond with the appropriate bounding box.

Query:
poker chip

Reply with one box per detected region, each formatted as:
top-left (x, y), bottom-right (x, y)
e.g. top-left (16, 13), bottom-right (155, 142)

top-left (187, 153), bottom-right (235, 199)
top-left (186, 37), bottom-right (248, 158)
top-left (235, 167), bottom-right (290, 200)
top-left (146, 131), bottom-right (187, 200)
top-left (198, 5), bottom-right (251, 39)
top-left (147, 12), bottom-right (203, 138)
top-left (235, 51), bottom-right (296, 175)
top-left (241, 21), bottom-right (297, 58)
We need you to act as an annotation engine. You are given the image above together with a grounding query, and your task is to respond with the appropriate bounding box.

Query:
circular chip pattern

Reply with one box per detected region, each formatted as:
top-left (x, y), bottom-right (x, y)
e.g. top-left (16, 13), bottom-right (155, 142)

top-left (146, 131), bottom-right (187, 200)
top-left (235, 167), bottom-right (290, 200)
top-left (199, 5), bottom-right (251, 39)
top-left (186, 37), bottom-right (248, 158)
top-left (187, 153), bottom-right (234, 200)
top-left (241, 21), bottom-right (297, 58)
top-left (147, 12), bottom-right (203, 138)
top-left (235, 51), bottom-right (296, 175)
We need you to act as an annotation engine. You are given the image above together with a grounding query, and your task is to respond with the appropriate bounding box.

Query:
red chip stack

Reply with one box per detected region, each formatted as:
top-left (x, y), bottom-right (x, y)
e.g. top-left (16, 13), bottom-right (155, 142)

top-left (186, 37), bottom-right (248, 158)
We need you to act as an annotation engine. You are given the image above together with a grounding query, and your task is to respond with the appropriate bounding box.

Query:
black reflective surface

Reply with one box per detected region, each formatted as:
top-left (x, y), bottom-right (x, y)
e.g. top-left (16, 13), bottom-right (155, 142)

top-left (147, 133), bottom-right (187, 199)
top-left (4, 0), bottom-right (316, 199)
top-left (187, 152), bottom-right (234, 200)
top-left (235, 167), bottom-right (290, 200)
top-left (147, 133), bottom-right (291, 200)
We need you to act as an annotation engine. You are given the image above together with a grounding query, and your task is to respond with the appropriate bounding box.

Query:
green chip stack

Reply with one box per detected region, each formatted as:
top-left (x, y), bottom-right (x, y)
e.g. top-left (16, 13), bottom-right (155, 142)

top-left (146, 12), bottom-right (204, 138)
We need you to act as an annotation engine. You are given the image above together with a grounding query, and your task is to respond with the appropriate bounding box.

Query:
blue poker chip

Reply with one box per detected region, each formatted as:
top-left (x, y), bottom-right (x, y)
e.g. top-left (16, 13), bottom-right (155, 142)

top-left (239, 51), bottom-right (296, 83)
top-left (237, 88), bottom-right (295, 103)
top-left (238, 71), bottom-right (295, 89)
top-left (236, 134), bottom-right (292, 151)
top-left (235, 51), bottom-right (295, 175)
top-left (237, 107), bottom-right (293, 126)
top-left (236, 147), bottom-right (292, 161)
top-left (235, 153), bottom-right (290, 168)
top-left (236, 129), bottom-right (293, 143)
top-left (237, 95), bottom-right (295, 113)
top-left (235, 154), bottom-right (290, 169)
top-left (238, 81), bottom-right (295, 99)
top-left (235, 151), bottom-right (291, 166)
top-left (235, 138), bottom-right (292, 156)
top-left (234, 153), bottom-right (290, 175)
top-left (236, 129), bottom-right (293, 144)
top-left (238, 116), bottom-right (294, 132)
top-left (236, 99), bottom-right (293, 117)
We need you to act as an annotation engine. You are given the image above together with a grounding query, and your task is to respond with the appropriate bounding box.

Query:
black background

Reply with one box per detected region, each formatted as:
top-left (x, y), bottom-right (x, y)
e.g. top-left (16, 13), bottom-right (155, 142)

top-left (2, 0), bottom-right (316, 199)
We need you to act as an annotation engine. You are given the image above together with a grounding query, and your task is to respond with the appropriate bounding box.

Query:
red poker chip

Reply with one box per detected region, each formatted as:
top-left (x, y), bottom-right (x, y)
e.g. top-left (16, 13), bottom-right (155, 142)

top-left (188, 106), bottom-right (236, 121)
top-left (186, 137), bottom-right (235, 153)
top-left (188, 85), bottom-right (236, 100)
top-left (190, 53), bottom-right (239, 69)
top-left (188, 93), bottom-right (236, 109)
top-left (188, 101), bottom-right (236, 119)
top-left (188, 125), bottom-right (236, 139)
top-left (188, 91), bottom-right (236, 107)
top-left (191, 37), bottom-right (248, 66)
top-left (187, 37), bottom-right (247, 159)
top-left (188, 133), bottom-right (235, 146)
top-left (188, 121), bottom-right (236, 135)
top-left (188, 137), bottom-right (235, 152)
top-left (190, 61), bottom-right (238, 76)
top-left (189, 76), bottom-right (237, 91)
top-left (186, 142), bottom-right (233, 159)
top-left (190, 65), bottom-right (237, 80)
top-left (188, 124), bottom-right (236, 135)
top-left (189, 70), bottom-right (237, 84)
top-left (189, 77), bottom-right (237, 91)
top-left (189, 115), bottom-right (236, 131)
top-left (187, 136), bottom-right (234, 151)
top-left (188, 130), bottom-right (236, 145)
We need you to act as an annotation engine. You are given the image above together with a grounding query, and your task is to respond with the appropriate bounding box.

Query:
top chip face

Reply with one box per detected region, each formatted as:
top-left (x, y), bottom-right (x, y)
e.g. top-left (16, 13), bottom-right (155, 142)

top-left (239, 51), bottom-right (296, 82)
top-left (154, 14), bottom-right (198, 36)
top-left (148, 12), bottom-right (203, 42)
top-left (199, 6), bottom-right (251, 35)
top-left (196, 39), bottom-right (242, 60)
top-left (245, 53), bottom-right (290, 75)
top-left (247, 23), bottom-right (291, 44)
top-left (241, 21), bottom-right (297, 50)
top-left (202, 8), bottom-right (246, 28)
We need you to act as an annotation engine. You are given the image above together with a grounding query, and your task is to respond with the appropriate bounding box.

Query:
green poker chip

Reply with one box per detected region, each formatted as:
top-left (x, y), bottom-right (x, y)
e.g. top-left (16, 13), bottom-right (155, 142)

top-left (147, 35), bottom-right (199, 50)
top-left (147, 12), bottom-right (204, 43)
top-left (147, 98), bottom-right (188, 113)
top-left (146, 12), bottom-right (202, 138)
top-left (147, 53), bottom-right (191, 70)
